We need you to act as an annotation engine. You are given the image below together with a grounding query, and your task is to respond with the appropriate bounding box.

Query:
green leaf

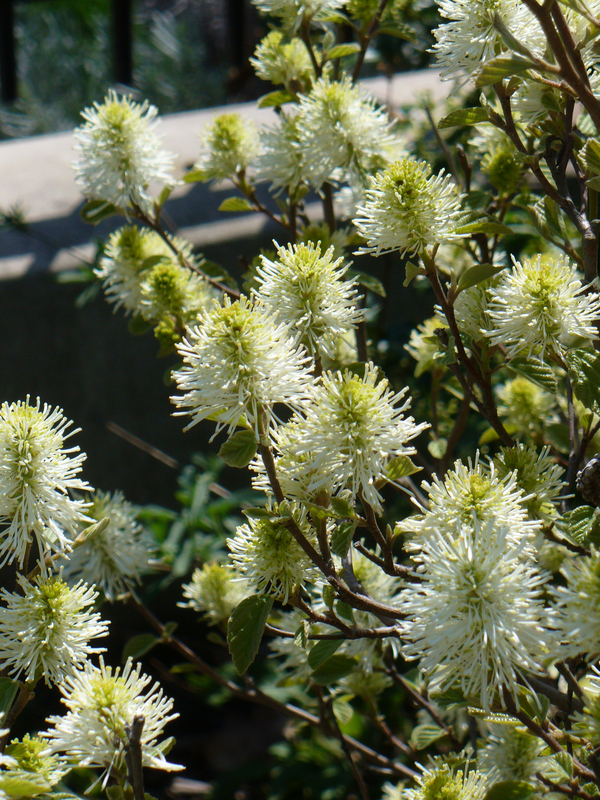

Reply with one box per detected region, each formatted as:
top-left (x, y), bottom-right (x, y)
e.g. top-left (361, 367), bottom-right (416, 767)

top-left (479, 423), bottom-right (519, 445)
top-left (142, 254), bottom-right (170, 271)
top-left (560, 505), bottom-right (600, 546)
top-left (336, 600), bottom-right (355, 623)
top-left (456, 263), bottom-right (507, 293)
top-left (218, 197), bottom-right (255, 213)
top-left (584, 138), bottom-right (600, 176)
top-left (308, 639), bottom-right (343, 670)
top-left (385, 455), bottom-right (421, 481)
top-left (294, 620), bottom-right (309, 649)
top-left (156, 184), bottom-right (173, 209)
top-left (410, 723), bottom-right (445, 750)
top-left (507, 357), bottom-right (558, 393)
top-left (219, 429), bottom-right (258, 468)
top-left (330, 521), bottom-right (356, 557)
top-left (227, 595), bottom-right (274, 675)
top-left (0, 678), bottom-right (19, 716)
top-left (0, 773), bottom-right (51, 798)
top-left (330, 495), bottom-right (354, 518)
top-left (484, 781), bottom-right (535, 800)
top-left (453, 214), bottom-right (513, 236)
top-left (183, 168), bottom-right (210, 183)
top-left (347, 269), bottom-right (386, 297)
top-left (327, 43), bottom-right (361, 59)
top-left (545, 422), bottom-right (570, 454)
top-left (438, 108), bottom-right (490, 129)
top-left (587, 175), bottom-right (600, 191)
top-left (258, 90), bottom-right (295, 108)
top-left (122, 633), bottom-right (159, 662)
top-left (310, 654), bottom-right (356, 685)
top-left (476, 54), bottom-right (535, 87)
top-left (79, 199), bottom-right (120, 224)
top-left (428, 438), bottom-right (448, 459)
top-left (332, 698), bottom-right (354, 725)
top-left (377, 22), bottom-right (417, 42)
top-left (429, 687), bottom-right (468, 709)
top-left (128, 315), bottom-right (152, 336)
top-left (403, 261), bottom-right (424, 287)
top-left (566, 348), bottom-right (600, 411)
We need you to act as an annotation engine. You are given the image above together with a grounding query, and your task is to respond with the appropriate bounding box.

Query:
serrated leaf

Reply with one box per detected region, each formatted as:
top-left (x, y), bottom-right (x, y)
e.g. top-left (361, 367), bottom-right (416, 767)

top-left (410, 723), bottom-right (445, 750)
top-left (327, 43), bottom-right (361, 59)
top-left (438, 108), bottom-right (490, 129)
top-left (467, 707), bottom-right (518, 724)
top-left (336, 600), bottom-right (355, 623)
top-left (122, 633), bottom-right (158, 663)
top-left (507, 357), bottom-right (558, 393)
top-left (142, 255), bottom-right (170, 271)
top-left (484, 781), bottom-right (535, 800)
top-left (587, 175), bottom-right (600, 191)
top-left (404, 261), bottom-right (424, 287)
top-left (347, 269), bottom-right (386, 297)
top-left (0, 678), bottom-right (19, 716)
top-left (453, 216), bottom-right (513, 235)
top-left (218, 197), bottom-right (255, 213)
top-left (330, 521), bottom-right (356, 557)
top-left (219, 429), bottom-right (257, 468)
top-left (0, 773), bottom-right (51, 798)
top-left (227, 595), bottom-right (274, 675)
top-left (258, 90), bottom-right (295, 108)
top-left (308, 639), bottom-right (343, 670)
top-left (385, 455), bottom-right (421, 481)
top-left (559, 505), bottom-right (600, 546)
top-left (310, 654), bottom-right (356, 685)
top-left (476, 54), bottom-right (535, 87)
top-left (429, 687), bottom-right (468, 709)
top-left (330, 495), bottom-right (354, 518)
top-left (294, 619), bottom-right (309, 649)
top-left (377, 22), bottom-right (417, 42)
top-left (79, 199), bottom-right (120, 224)
top-left (456, 263), bottom-right (507, 293)
top-left (555, 751), bottom-right (574, 778)
top-left (566, 348), bottom-right (600, 411)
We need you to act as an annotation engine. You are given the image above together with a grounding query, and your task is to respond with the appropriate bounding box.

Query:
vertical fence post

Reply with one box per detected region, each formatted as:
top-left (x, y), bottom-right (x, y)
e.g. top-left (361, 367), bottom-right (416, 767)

top-left (112, 0), bottom-right (133, 86)
top-left (0, 0), bottom-right (17, 103)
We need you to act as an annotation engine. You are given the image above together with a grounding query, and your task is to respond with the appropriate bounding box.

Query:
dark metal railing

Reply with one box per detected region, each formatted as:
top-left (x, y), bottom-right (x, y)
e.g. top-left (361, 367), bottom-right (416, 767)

top-left (0, 0), bottom-right (133, 104)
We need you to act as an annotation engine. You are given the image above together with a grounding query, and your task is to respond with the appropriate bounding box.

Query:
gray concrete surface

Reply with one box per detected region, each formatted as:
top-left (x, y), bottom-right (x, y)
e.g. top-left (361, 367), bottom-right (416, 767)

top-left (0, 70), bottom-right (446, 279)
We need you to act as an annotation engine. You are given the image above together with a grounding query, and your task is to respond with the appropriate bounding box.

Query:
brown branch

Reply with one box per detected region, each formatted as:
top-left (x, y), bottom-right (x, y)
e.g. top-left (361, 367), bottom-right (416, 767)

top-left (352, 0), bottom-right (393, 82)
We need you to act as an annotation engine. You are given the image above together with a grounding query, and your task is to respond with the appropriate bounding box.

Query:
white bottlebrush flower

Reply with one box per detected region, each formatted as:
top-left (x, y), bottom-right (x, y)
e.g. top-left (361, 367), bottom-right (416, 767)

top-left (97, 225), bottom-right (210, 320)
top-left (354, 158), bottom-right (465, 257)
top-left (194, 113), bottom-right (259, 182)
top-left (402, 761), bottom-right (489, 800)
top-left (250, 31), bottom-right (313, 89)
top-left (227, 504), bottom-right (319, 603)
top-left (478, 724), bottom-right (548, 781)
top-left (60, 490), bottom-right (156, 601)
top-left (251, 0), bottom-right (344, 27)
top-left (512, 79), bottom-right (564, 127)
top-left (255, 113), bottom-right (307, 195)
top-left (497, 376), bottom-right (558, 440)
top-left (5, 734), bottom-right (70, 787)
top-left (454, 275), bottom-right (501, 343)
top-left (254, 241), bottom-right (362, 359)
top-left (73, 89), bottom-right (174, 212)
top-left (397, 454), bottom-right (540, 550)
top-left (486, 254), bottom-right (600, 359)
top-left (432, 0), bottom-right (544, 80)
top-left (139, 257), bottom-right (213, 324)
top-left (553, 548), bottom-right (600, 658)
top-left (298, 77), bottom-right (398, 188)
top-left (43, 657), bottom-right (182, 782)
top-left (400, 518), bottom-right (552, 710)
top-left (0, 398), bottom-right (92, 572)
top-left (288, 363), bottom-right (428, 513)
top-left (0, 574), bottom-right (107, 686)
top-left (172, 295), bottom-right (313, 438)
top-left (493, 444), bottom-right (564, 523)
top-left (180, 563), bottom-right (251, 625)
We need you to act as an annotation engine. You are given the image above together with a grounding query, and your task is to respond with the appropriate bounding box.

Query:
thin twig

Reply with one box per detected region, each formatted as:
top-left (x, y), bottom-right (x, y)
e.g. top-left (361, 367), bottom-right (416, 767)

top-left (125, 715), bottom-right (145, 800)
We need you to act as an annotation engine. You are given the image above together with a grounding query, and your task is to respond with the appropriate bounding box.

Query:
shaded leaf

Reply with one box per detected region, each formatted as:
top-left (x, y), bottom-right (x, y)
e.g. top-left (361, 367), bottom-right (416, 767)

top-left (183, 168), bottom-right (211, 183)
top-left (457, 263), bottom-right (506, 293)
top-left (219, 430), bottom-right (257, 468)
top-left (404, 261), bottom-right (424, 287)
top-left (438, 108), bottom-right (490, 129)
top-left (122, 633), bottom-right (158, 663)
top-left (347, 269), bottom-right (386, 297)
top-left (560, 505), bottom-right (600, 546)
top-left (385, 455), bottom-right (421, 481)
top-left (327, 43), bottom-right (361, 59)
top-left (311, 655), bottom-right (356, 685)
top-left (410, 723), bottom-right (445, 750)
top-left (484, 782), bottom-right (535, 800)
top-left (566, 348), bottom-right (600, 411)
top-left (0, 773), bottom-right (51, 799)
top-left (332, 698), bottom-right (354, 725)
top-left (0, 678), bottom-right (19, 717)
top-left (584, 137), bottom-right (600, 176)
top-left (377, 22), bottom-right (417, 42)
top-left (330, 522), bottom-right (356, 557)
top-left (308, 639), bottom-right (343, 670)
top-left (79, 199), bottom-right (119, 225)
top-left (330, 495), bottom-right (354, 518)
top-left (507, 357), bottom-right (558, 393)
top-left (227, 596), bottom-right (274, 675)
top-left (294, 620), bottom-right (309, 649)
